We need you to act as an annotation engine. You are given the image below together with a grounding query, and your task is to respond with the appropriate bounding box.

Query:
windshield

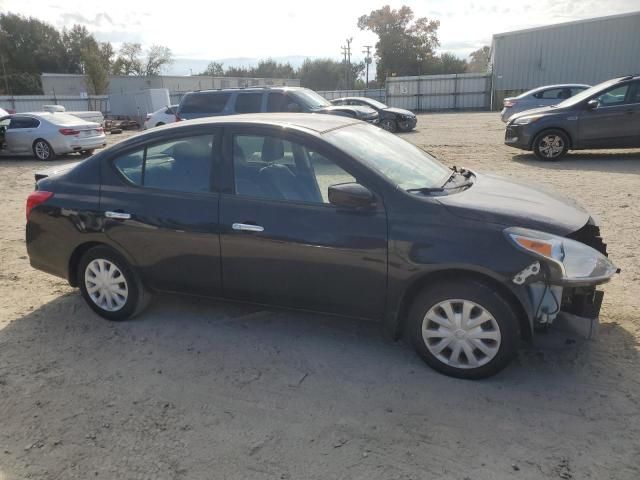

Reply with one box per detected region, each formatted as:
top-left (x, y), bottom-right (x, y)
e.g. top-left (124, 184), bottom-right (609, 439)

top-left (290, 89), bottom-right (331, 109)
top-left (555, 78), bottom-right (620, 108)
top-left (362, 98), bottom-right (388, 109)
top-left (325, 123), bottom-right (450, 190)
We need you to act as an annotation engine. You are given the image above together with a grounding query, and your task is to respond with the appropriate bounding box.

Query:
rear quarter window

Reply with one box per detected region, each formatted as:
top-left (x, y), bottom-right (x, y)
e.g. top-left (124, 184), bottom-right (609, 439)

top-left (180, 92), bottom-right (230, 114)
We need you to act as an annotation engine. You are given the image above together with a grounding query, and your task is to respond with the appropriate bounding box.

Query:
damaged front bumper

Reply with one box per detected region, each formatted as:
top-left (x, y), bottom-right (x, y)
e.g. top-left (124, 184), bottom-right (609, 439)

top-left (508, 222), bottom-right (617, 339)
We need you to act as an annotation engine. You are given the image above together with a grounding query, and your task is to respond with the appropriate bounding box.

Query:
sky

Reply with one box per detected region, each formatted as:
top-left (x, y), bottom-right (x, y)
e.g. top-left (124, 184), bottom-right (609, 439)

top-left (2, 0), bottom-right (639, 75)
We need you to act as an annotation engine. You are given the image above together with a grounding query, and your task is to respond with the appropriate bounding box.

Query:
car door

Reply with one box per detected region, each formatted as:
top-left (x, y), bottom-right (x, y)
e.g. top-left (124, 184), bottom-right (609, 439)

top-left (578, 82), bottom-right (637, 148)
top-left (219, 126), bottom-right (388, 319)
top-left (99, 127), bottom-right (223, 297)
top-left (4, 115), bottom-right (39, 152)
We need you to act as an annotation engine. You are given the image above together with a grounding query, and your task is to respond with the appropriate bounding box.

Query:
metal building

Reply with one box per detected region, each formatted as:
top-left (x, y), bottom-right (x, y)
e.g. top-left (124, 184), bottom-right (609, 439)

top-left (40, 74), bottom-right (300, 97)
top-left (491, 11), bottom-right (640, 108)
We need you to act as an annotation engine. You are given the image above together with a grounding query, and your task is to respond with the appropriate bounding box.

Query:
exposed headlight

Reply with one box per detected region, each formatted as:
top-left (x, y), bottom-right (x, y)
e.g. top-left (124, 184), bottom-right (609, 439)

top-left (513, 115), bottom-right (541, 125)
top-left (505, 227), bottom-right (617, 284)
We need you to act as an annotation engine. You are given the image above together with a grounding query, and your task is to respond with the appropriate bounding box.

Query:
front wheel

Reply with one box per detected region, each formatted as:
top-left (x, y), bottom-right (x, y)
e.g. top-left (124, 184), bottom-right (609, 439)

top-left (33, 139), bottom-right (55, 161)
top-left (408, 279), bottom-right (520, 379)
top-left (380, 118), bottom-right (397, 133)
top-left (533, 129), bottom-right (569, 160)
top-left (78, 246), bottom-right (149, 321)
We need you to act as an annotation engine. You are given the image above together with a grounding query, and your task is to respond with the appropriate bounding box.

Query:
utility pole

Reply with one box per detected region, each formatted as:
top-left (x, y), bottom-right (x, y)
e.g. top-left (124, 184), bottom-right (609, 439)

top-left (362, 45), bottom-right (372, 90)
top-left (346, 38), bottom-right (353, 89)
top-left (340, 43), bottom-right (349, 89)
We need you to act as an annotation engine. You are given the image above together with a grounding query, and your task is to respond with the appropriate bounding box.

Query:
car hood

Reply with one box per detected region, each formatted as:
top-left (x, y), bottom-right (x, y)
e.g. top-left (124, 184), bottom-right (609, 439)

top-left (437, 172), bottom-right (589, 235)
top-left (384, 107), bottom-right (415, 117)
top-left (319, 105), bottom-right (378, 118)
top-left (508, 105), bottom-right (566, 122)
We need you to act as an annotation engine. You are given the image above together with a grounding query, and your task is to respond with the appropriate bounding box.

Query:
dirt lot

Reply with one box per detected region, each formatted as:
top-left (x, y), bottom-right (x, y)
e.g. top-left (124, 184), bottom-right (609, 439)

top-left (1, 113), bottom-right (639, 480)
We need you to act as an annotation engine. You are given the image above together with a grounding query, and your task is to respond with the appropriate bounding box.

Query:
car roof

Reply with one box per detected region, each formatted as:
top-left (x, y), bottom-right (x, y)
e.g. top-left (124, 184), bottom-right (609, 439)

top-left (11, 112), bottom-right (97, 125)
top-left (137, 113), bottom-right (361, 137)
top-left (526, 84), bottom-right (591, 93)
top-left (185, 86), bottom-right (303, 95)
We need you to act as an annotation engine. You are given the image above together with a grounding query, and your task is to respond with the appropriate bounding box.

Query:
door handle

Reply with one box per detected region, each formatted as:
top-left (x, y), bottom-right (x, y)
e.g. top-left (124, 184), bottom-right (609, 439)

top-left (232, 223), bottom-right (264, 232)
top-left (105, 211), bottom-right (131, 220)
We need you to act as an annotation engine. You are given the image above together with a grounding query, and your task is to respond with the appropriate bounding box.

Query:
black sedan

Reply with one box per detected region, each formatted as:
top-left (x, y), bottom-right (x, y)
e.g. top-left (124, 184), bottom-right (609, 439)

top-left (505, 74), bottom-right (640, 160)
top-left (26, 114), bottom-right (616, 379)
top-left (331, 97), bottom-right (417, 132)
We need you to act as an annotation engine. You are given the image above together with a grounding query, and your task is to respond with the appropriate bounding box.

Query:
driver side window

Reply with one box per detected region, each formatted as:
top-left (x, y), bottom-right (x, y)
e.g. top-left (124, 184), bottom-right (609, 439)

top-left (233, 134), bottom-right (355, 204)
top-left (596, 85), bottom-right (630, 106)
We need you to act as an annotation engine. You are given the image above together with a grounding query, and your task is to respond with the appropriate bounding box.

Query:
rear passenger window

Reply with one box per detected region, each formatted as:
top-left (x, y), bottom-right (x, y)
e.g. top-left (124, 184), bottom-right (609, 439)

top-left (180, 92), bottom-right (230, 114)
top-left (235, 93), bottom-right (262, 113)
top-left (113, 134), bottom-right (216, 193)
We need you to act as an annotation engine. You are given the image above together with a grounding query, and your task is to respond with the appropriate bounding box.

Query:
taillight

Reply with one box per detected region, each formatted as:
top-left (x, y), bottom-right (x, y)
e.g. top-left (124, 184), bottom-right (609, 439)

top-left (26, 191), bottom-right (54, 220)
top-left (503, 100), bottom-right (516, 108)
top-left (59, 128), bottom-right (80, 136)
top-left (96, 127), bottom-right (104, 133)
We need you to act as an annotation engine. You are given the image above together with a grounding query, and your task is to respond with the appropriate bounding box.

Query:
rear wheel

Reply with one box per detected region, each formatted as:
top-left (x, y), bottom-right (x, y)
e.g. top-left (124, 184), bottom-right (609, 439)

top-left (408, 279), bottom-right (520, 379)
top-left (33, 139), bottom-right (55, 161)
top-left (81, 149), bottom-right (95, 156)
top-left (78, 246), bottom-right (149, 321)
top-left (533, 129), bottom-right (569, 160)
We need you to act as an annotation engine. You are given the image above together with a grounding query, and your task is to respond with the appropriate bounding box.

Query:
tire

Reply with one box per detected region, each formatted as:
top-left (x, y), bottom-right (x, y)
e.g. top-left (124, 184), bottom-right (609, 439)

top-left (408, 279), bottom-right (520, 379)
top-left (82, 149), bottom-right (95, 156)
top-left (155, 122), bottom-right (165, 127)
top-left (380, 118), bottom-right (397, 133)
top-left (397, 119), bottom-right (414, 132)
top-left (533, 129), bottom-right (569, 160)
top-left (33, 139), bottom-right (55, 161)
top-left (78, 246), bottom-right (150, 321)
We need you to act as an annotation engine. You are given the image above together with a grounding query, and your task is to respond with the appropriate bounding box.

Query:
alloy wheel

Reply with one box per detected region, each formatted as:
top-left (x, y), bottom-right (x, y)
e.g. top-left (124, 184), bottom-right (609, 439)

top-left (538, 134), bottom-right (564, 159)
top-left (34, 141), bottom-right (50, 160)
top-left (421, 299), bottom-right (501, 369)
top-left (84, 259), bottom-right (129, 312)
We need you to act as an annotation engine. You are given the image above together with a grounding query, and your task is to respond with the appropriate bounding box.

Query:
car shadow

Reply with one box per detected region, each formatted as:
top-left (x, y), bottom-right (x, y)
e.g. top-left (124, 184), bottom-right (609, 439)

top-left (512, 150), bottom-right (640, 175)
top-left (1, 292), bottom-right (638, 477)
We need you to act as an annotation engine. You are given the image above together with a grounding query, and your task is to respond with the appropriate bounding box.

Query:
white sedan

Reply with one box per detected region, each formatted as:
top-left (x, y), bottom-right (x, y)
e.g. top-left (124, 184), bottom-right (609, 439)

top-left (144, 105), bottom-right (177, 129)
top-left (0, 112), bottom-right (106, 161)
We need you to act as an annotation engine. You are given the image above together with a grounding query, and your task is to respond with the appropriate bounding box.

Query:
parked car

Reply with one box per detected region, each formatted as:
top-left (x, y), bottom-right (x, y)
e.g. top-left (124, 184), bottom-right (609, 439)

top-left (0, 112), bottom-right (106, 161)
top-left (505, 75), bottom-right (640, 160)
top-left (331, 97), bottom-right (417, 132)
top-left (26, 113), bottom-right (616, 379)
top-left (500, 84), bottom-right (590, 122)
top-left (176, 87), bottom-right (379, 124)
top-left (144, 105), bottom-right (178, 129)
top-left (42, 105), bottom-right (104, 125)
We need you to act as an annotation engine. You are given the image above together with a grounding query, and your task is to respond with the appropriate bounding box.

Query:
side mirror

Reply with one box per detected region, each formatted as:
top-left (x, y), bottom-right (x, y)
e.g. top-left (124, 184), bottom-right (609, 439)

top-left (587, 99), bottom-right (599, 110)
top-left (286, 102), bottom-right (302, 113)
top-left (328, 183), bottom-right (376, 210)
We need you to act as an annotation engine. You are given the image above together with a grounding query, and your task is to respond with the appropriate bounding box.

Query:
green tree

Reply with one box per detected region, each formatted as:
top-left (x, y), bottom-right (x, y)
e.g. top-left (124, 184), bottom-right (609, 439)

top-left (467, 46), bottom-right (491, 73)
top-left (298, 58), bottom-right (342, 90)
top-left (62, 24), bottom-right (93, 73)
top-left (0, 13), bottom-right (68, 93)
top-left (424, 53), bottom-right (467, 75)
top-left (200, 61), bottom-right (224, 76)
top-left (81, 44), bottom-right (110, 94)
top-left (357, 5), bottom-right (440, 79)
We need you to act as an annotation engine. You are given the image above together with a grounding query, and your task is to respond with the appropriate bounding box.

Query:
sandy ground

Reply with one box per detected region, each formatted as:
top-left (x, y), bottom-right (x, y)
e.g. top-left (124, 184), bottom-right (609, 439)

top-left (0, 114), bottom-right (639, 480)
